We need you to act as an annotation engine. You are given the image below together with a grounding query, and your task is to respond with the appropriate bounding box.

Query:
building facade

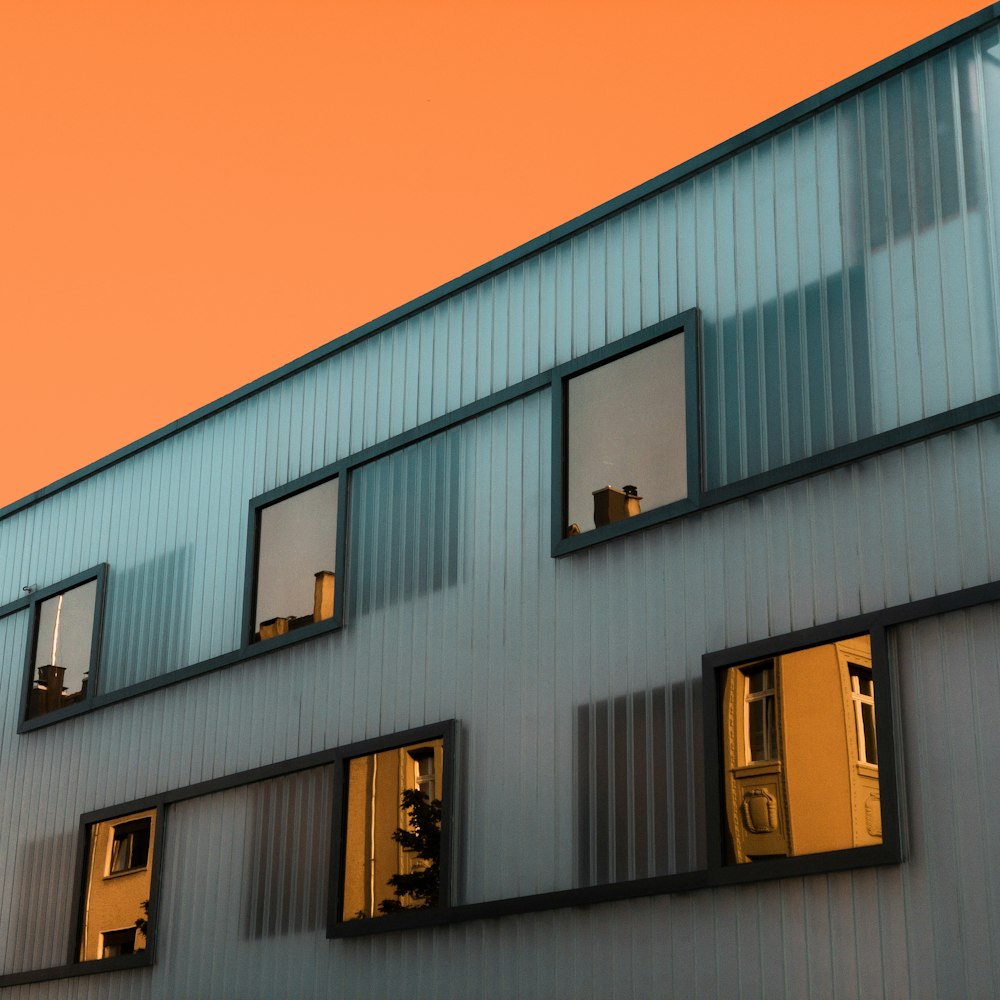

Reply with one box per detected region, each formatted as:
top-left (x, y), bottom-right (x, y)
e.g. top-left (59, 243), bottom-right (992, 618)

top-left (2, 6), bottom-right (1000, 997)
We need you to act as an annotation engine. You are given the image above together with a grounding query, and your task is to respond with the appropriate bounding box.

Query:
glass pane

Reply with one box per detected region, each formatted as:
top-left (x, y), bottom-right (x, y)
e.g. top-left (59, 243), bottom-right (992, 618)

top-left (747, 698), bottom-right (773, 761)
top-left (721, 635), bottom-right (880, 863)
top-left (746, 663), bottom-right (773, 694)
top-left (566, 334), bottom-right (686, 535)
top-left (28, 580), bottom-right (97, 719)
top-left (254, 478), bottom-right (338, 640)
top-left (78, 810), bottom-right (155, 961)
top-left (861, 703), bottom-right (878, 765)
top-left (341, 738), bottom-right (444, 922)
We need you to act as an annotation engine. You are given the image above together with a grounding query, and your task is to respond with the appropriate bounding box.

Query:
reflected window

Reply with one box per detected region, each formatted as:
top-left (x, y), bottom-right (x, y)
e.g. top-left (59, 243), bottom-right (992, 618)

top-left (109, 818), bottom-right (151, 874)
top-left (26, 576), bottom-right (101, 722)
top-left (252, 477), bottom-right (339, 642)
top-left (78, 808), bottom-right (156, 962)
top-left (100, 928), bottom-right (136, 958)
top-left (339, 737), bottom-right (445, 922)
top-left (720, 635), bottom-right (882, 864)
top-left (564, 330), bottom-right (687, 537)
top-left (850, 664), bottom-right (878, 767)
top-left (743, 662), bottom-right (777, 762)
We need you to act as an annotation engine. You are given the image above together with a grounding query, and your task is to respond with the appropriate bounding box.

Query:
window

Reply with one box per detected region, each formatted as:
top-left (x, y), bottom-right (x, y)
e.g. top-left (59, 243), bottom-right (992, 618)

top-left (99, 928), bottom-right (136, 958)
top-left (109, 818), bottom-right (151, 874)
top-left (409, 746), bottom-right (437, 801)
top-left (849, 663), bottom-right (878, 767)
top-left (248, 475), bottom-right (340, 643)
top-left (715, 634), bottom-right (883, 865)
top-left (553, 313), bottom-right (698, 554)
top-left (77, 808), bottom-right (157, 962)
top-left (330, 725), bottom-right (452, 932)
top-left (743, 662), bottom-right (777, 762)
top-left (21, 566), bottom-right (106, 725)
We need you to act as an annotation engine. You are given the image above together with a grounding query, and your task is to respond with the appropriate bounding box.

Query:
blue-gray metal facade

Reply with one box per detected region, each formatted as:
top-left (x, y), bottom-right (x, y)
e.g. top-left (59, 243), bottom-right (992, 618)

top-left (2, 11), bottom-right (1000, 999)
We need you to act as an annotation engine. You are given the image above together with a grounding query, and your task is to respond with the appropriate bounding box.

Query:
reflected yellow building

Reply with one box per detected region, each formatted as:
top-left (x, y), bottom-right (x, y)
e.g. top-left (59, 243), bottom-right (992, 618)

top-left (78, 809), bottom-right (155, 960)
top-left (342, 739), bottom-right (443, 920)
top-left (721, 636), bottom-right (881, 863)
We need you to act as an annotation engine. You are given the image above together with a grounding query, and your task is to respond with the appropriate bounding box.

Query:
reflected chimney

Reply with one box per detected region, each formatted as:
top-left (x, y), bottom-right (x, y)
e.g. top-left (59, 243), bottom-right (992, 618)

top-left (33, 663), bottom-right (67, 714)
top-left (259, 617), bottom-right (290, 641)
top-left (314, 571), bottom-right (335, 623)
top-left (592, 485), bottom-right (642, 528)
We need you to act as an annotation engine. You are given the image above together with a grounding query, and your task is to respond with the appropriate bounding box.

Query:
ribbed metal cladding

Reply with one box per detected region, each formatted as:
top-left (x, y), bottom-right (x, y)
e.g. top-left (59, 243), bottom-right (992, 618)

top-left (0, 403), bottom-right (997, 994)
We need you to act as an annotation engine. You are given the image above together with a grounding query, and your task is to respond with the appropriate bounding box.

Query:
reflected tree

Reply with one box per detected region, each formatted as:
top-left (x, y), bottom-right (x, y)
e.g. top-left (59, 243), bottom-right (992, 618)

top-left (378, 789), bottom-right (441, 914)
top-left (134, 899), bottom-right (149, 946)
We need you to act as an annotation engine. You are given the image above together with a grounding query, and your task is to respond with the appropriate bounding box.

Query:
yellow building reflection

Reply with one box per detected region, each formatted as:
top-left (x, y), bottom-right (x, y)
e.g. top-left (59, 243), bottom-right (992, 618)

top-left (341, 739), bottom-right (443, 920)
top-left (721, 636), bottom-right (881, 863)
top-left (78, 809), bottom-right (155, 960)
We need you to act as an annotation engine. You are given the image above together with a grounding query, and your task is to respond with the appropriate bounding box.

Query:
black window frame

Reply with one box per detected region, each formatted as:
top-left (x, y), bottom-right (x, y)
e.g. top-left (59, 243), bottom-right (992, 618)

top-left (62, 801), bottom-right (163, 980)
top-left (551, 309), bottom-right (702, 557)
top-left (17, 564), bottom-right (108, 733)
top-left (327, 720), bottom-right (457, 938)
top-left (242, 468), bottom-right (348, 649)
top-left (702, 621), bottom-right (903, 883)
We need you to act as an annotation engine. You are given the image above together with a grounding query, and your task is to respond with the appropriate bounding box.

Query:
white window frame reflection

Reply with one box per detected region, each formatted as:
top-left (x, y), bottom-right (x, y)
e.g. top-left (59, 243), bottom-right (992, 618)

top-left (849, 663), bottom-right (878, 767)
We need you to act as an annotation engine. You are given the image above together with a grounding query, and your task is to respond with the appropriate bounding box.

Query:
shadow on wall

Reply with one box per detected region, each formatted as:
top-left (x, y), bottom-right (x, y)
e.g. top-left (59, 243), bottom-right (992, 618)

top-left (242, 766), bottom-right (333, 939)
top-left (101, 546), bottom-right (193, 689)
top-left (576, 680), bottom-right (705, 886)
top-left (11, 831), bottom-right (76, 974)
top-left (348, 431), bottom-right (461, 616)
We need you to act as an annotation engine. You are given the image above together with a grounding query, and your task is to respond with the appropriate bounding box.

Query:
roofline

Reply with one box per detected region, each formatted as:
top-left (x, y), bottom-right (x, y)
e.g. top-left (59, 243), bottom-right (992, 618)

top-left (5, 2), bottom-right (999, 524)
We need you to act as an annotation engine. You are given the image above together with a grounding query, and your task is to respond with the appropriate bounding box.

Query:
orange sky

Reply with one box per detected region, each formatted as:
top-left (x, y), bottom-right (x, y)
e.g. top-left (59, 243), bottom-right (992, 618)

top-left (1, 0), bottom-right (989, 510)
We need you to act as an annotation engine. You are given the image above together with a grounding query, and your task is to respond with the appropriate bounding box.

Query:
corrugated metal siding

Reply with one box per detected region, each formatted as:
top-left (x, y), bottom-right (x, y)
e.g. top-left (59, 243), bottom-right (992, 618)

top-left (135, 604), bottom-right (996, 1000)
top-left (0, 412), bottom-right (999, 991)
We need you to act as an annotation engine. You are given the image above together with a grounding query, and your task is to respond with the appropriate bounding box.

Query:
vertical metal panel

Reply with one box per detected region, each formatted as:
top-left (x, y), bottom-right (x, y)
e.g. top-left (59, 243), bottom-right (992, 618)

top-left (893, 604), bottom-right (1000, 1000)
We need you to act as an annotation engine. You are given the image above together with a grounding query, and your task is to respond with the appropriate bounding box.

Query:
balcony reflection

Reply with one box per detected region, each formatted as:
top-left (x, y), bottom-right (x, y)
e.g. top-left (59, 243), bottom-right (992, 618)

top-left (720, 636), bottom-right (881, 863)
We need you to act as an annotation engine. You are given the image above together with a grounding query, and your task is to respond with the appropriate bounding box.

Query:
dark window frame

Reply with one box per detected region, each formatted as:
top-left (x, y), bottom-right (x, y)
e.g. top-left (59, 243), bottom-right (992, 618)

top-left (702, 620), bottom-right (903, 883)
top-left (241, 468), bottom-right (349, 649)
top-left (17, 565), bottom-right (108, 734)
top-left (551, 310), bottom-right (702, 557)
top-left (69, 802), bottom-right (164, 972)
top-left (327, 720), bottom-right (457, 938)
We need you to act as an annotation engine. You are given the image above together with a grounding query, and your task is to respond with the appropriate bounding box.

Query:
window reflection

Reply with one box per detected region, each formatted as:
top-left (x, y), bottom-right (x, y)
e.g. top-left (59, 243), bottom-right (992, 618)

top-left (253, 477), bottom-right (338, 641)
top-left (28, 580), bottom-right (97, 720)
top-left (720, 636), bottom-right (881, 864)
top-left (341, 738), bottom-right (444, 921)
top-left (565, 334), bottom-right (687, 536)
top-left (78, 810), bottom-right (155, 961)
